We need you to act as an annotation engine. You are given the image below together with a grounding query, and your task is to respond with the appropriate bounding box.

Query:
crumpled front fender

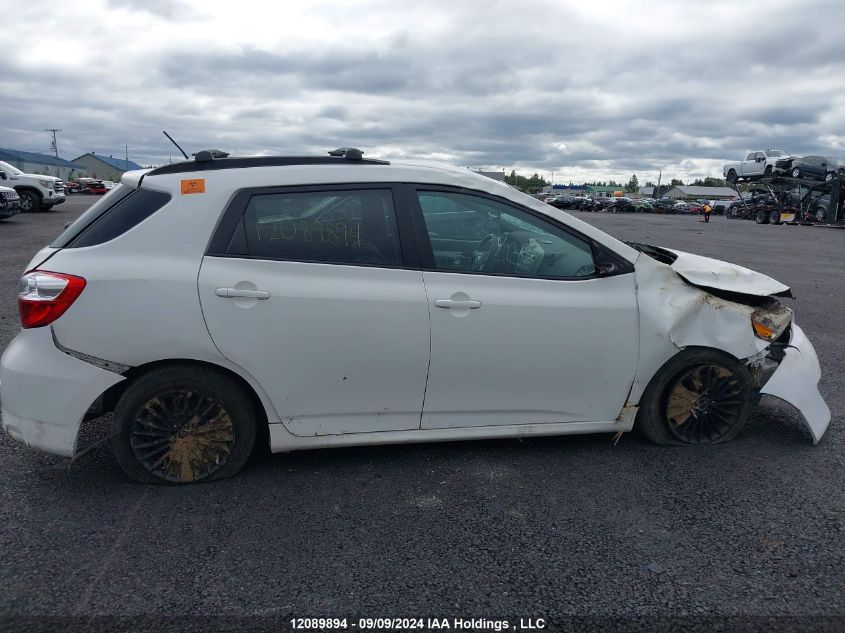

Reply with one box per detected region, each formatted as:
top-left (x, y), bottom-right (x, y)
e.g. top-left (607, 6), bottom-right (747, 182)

top-left (760, 324), bottom-right (831, 444)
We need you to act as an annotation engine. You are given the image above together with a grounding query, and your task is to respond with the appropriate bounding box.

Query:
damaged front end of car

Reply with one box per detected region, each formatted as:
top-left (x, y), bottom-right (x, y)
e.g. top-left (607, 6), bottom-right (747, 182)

top-left (626, 242), bottom-right (831, 444)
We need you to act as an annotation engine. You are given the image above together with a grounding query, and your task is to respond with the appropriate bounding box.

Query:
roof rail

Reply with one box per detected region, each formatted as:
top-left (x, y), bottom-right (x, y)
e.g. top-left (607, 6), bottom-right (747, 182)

top-left (193, 149), bottom-right (230, 161)
top-left (146, 152), bottom-right (389, 176)
top-left (328, 147), bottom-right (364, 160)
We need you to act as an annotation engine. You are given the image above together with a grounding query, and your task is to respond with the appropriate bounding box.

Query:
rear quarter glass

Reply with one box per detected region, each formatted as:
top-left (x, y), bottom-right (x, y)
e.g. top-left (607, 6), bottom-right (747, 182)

top-left (60, 189), bottom-right (172, 248)
top-left (50, 185), bottom-right (132, 247)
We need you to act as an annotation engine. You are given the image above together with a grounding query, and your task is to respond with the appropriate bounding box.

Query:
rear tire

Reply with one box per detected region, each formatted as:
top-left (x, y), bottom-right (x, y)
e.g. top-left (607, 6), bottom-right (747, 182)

top-left (636, 349), bottom-right (756, 446)
top-left (764, 166), bottom-right (773, 177)
top-left (769, 209), bottom-right (781, 224)
top-left (111, 365), bottom-right (258, 484)
top-left (726, 170), bottom-right (737, 186)
top-left (792, 167), bottom-right (801, 178)
top-left (755, 208), bottom-right (769, 224)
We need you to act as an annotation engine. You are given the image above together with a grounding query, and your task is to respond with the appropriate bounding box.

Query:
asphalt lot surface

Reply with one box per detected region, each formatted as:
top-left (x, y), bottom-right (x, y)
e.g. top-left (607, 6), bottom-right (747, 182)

top-left (0, 199), bottom-right (843, 631)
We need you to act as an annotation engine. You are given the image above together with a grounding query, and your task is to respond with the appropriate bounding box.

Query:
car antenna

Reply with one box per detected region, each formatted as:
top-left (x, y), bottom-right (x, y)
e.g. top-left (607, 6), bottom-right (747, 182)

top-left (162, 130), bottom-right (189, 160)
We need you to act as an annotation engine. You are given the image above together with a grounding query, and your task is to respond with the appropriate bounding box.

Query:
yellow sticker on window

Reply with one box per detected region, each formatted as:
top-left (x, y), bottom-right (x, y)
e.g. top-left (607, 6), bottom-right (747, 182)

top-left (180, 178), bottom-right (205, 195)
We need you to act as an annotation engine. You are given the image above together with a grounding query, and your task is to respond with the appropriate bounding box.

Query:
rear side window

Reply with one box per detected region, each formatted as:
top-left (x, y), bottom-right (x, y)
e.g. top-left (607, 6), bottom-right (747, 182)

top-left (235, 189), bottom-right (402, 267)
top-left (63, 189), bottom-right (171, 248)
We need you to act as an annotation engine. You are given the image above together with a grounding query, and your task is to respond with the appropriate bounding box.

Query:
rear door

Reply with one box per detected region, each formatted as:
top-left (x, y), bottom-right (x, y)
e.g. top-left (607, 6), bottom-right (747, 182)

top-left (407, 187), bottom-right (639, 429)
top-left (198, 184), bottom-right (430, 436)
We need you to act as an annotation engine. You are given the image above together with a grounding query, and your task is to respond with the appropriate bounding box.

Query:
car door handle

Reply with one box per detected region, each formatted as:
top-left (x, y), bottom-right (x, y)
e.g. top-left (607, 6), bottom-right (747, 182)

top-left (215, 287), bottom-right (271, 299)
top-left (434, 299), bottom-right (482, 309)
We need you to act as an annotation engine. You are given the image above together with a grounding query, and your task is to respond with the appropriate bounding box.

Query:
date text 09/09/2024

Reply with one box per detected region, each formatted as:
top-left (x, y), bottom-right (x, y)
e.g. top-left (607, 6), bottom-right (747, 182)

top-left (290, 617), bottom-right (546, 631)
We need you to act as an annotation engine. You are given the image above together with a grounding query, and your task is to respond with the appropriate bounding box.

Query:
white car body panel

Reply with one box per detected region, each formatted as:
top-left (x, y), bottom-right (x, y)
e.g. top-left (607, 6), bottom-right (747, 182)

top-left (665, 248), bottom-right (791, 297)
top-left (420, 271), bottom-right (639, 428)
top-left (198, 257), bottom-right (431, 435)
top-left (760, 324), bottom-right (830, 443)
top-left (627, 254), bottom-right (770, 405)
top-left (0, 327), bottom-right (124, 456)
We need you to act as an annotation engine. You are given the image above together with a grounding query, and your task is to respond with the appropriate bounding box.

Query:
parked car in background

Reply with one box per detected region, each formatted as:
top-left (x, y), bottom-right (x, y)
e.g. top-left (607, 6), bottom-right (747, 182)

top-left (774, 156), bottom-right (796, 176)
top-left (0, 185), bottom-right (21, 220)
top-left (570, 196), bottom-right (595, 211)
top-left (653, 198), bottom-right (679, 213)
top-left (673, 201), bottom-right (690, 213)
top-left (789, 156), bottom-right (845, 182)
top-left (610, 197), bottom-right (635, 213)
top-left (723, 149), bottom-right (792, 184)
top-left (546, 194), bottom-right (572, 209)
top-left (102, 181), bottom-right (118, 190)
top-left (0, 150), bottom-right (829, 483)
top-left (0, 160), bottom-right (65, 212)
top-left (83, 180), bottom-right (109, 195)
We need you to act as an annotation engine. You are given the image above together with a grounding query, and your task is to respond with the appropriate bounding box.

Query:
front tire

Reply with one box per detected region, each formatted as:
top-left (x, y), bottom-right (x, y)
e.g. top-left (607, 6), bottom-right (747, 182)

top-left (792, 167), bottom-right (801, 178)
top-left (111, 365), bottom-right (258, 484)
top-left (636, 349), bottom-right (756, 445)
top-left (726, 170), bottom-right (737, 186)
top-left (755, 208), bottom-right (769, 224)
top-left (17, 190), bottom-right (40, 213)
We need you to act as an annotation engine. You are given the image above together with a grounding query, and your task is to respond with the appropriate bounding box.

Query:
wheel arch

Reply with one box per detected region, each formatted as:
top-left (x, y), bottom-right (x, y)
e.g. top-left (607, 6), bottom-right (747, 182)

top-left (81, 358), bottom-right (273, 452)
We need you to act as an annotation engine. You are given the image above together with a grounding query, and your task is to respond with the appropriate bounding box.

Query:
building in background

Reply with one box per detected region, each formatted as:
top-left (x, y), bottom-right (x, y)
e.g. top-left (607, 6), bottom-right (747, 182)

top-left (664, 186), bottom-right (738, 200)
top-left (0, 147), bottom-right (87, 180)
top-left (586, 185), bottom-right (624, 198)
top-left (638, 186), bottom-right (655, 196)
top-left (73, 153), bottom-right (143, 181)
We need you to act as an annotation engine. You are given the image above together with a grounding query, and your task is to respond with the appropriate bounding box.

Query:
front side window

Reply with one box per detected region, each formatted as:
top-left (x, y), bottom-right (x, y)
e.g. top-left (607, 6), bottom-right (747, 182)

top-left (417, 191), bottom-right (595, 278)
top-left (238, 189), bottom-right (401, 266)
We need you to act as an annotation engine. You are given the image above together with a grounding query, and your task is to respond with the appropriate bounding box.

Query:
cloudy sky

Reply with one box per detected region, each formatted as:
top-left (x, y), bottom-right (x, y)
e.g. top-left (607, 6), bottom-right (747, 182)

top-left (2, 0), bottom-right (844, 183)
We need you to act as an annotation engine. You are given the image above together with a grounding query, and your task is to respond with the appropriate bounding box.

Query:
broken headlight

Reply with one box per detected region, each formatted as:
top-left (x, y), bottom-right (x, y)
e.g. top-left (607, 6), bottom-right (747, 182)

top-left (751, 303), bottom-right (793, 341)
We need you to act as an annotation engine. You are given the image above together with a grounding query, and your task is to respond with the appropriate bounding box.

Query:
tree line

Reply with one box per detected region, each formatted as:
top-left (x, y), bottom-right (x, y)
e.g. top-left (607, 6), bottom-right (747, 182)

top-left (503, 170), bottom-right (727, 194)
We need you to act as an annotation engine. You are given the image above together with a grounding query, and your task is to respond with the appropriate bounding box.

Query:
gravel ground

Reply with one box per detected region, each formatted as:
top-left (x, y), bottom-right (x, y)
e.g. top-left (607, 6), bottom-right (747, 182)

top-left (0, 202), bottom-right (842, 632)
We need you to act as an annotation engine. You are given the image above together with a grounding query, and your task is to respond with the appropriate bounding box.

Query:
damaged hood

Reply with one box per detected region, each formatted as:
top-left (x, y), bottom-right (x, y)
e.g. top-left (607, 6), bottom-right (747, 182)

top-left (629, 242), bottom-right (792, 298)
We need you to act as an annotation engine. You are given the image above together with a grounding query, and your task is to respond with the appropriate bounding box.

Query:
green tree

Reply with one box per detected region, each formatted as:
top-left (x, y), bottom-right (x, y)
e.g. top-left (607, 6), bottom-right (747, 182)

top-left (626, 174), bottom-right (639, 193)
top-left (669, 178), bottom-right (684, 187)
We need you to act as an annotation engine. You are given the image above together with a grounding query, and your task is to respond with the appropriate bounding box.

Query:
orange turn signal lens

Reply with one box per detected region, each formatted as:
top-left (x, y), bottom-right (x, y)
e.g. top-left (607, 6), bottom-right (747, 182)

top-left (752, 320), bottom-right (776, 340)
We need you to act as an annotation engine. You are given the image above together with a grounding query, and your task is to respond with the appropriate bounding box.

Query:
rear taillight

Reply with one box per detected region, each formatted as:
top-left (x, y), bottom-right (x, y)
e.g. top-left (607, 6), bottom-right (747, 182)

top-left (17, 271), bottom-right (86, 329)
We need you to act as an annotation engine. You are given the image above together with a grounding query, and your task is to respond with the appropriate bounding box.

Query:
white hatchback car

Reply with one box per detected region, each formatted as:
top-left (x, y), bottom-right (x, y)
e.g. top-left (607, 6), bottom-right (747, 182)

top-left (0, 149), bottom-right (831, 484)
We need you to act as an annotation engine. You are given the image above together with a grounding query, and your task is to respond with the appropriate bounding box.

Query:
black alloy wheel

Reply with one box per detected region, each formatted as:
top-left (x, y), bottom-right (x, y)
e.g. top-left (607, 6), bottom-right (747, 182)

top-left (129, 390), bottom-right (235, 483)
top-left (663, 365), bottom-right (746, 444)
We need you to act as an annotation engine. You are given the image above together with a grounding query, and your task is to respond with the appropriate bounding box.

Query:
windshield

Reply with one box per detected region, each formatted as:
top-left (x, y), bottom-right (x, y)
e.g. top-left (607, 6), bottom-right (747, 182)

top-left (766, 150), bottom-right (787, 157)
top-left (0, 161), bottom-right (24, 176)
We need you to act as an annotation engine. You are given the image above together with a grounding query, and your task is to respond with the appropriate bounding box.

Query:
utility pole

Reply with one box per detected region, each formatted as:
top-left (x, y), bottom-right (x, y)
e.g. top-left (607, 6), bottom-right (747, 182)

top-left (45, 128), bottom-right (62, 177)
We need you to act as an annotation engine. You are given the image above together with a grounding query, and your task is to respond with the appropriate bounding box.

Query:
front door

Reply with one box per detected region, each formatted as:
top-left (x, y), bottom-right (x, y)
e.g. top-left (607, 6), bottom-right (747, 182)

top-left (199, 186), bottom-right (430, 436)
top-left (409, 188), bottom-right (639, 429)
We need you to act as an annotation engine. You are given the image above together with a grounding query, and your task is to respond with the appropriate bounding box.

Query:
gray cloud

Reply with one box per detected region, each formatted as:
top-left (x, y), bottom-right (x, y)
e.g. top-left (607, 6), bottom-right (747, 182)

top-left (1, 0), bottom-right (844, 182)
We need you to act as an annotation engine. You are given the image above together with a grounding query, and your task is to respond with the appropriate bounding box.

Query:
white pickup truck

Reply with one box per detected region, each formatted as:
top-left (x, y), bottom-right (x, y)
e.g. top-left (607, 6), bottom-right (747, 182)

top-left (723, 149), bottom-right (792, 184)
top-left (0, 160), bottom-right (66, 212)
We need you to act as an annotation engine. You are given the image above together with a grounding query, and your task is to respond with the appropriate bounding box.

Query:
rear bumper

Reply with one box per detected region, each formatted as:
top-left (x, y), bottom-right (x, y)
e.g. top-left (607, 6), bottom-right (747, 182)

top-left (760, 324), bottom-right (831, 443)
top-left (0, 327), bottom-right (124, 456)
